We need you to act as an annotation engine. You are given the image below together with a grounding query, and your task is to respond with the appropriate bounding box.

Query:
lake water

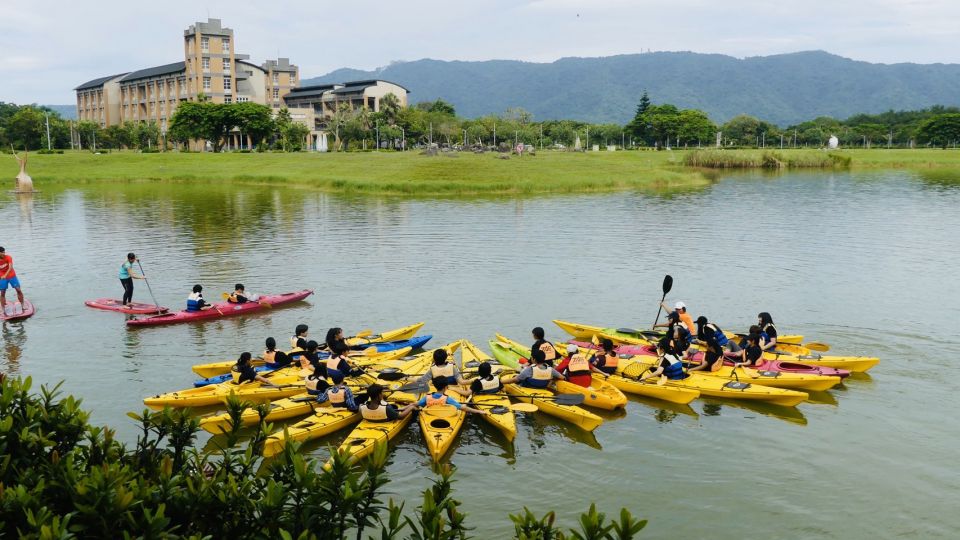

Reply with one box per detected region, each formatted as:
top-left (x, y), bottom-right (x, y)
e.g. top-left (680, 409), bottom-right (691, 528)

top-left (2, 169), bottom-right (959, 538)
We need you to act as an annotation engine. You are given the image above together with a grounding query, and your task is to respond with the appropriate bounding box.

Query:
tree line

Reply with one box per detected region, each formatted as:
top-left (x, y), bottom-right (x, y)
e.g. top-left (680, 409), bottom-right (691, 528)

top-left (4, 94), bottom-right (960, 152)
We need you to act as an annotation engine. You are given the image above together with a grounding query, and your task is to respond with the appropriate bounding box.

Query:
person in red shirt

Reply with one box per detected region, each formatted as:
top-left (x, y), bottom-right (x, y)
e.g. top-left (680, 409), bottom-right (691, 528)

top-left (0, 247), bottom-right (25, 315)
top-left (555, 343), bottom-right (606, 388)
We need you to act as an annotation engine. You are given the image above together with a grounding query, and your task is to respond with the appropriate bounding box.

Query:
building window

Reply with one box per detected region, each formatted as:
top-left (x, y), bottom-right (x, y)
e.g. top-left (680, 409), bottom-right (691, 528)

top-left (203, 77), bottom-right (211, 90)
top-left (222, 37), bottom-right (230, 51)
top-left (223, 59), bottom-right (230, 73)
top-left (201, 37), bottom-right (209, 51)
top-left (273, 88), bottom-right (279, 99)
top-left (272, 73), bottom-right (279, 85)
top-left (202, 57), bottom-right (210, 71)
top-left (237, 96), bottom-right (248, 103)
top-left (223, 77), bottom-right (231, 90)
top-left (224, 95), bottom-right (232, 103)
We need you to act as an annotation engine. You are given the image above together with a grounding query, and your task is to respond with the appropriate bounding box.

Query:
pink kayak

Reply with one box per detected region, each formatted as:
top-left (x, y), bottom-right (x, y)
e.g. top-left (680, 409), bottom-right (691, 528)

top-left (126, 290), bottom-right (313, 327)
top-left (85, 298), bottom-right (169, 314)
top-left (1, 299), bottom-right (35, 322)
top-left (568, 340), bottom-right (850, 378)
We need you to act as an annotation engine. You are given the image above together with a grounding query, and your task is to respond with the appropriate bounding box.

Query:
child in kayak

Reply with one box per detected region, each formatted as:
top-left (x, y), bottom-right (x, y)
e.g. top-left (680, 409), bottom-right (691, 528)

top-left (468, 361), bottom-right (518, 395)
top-left (359, 383), bottom-right (412, 422)
top-left (227, 284), bottom-right (249, 304)
top-left (299, 340), bottom-right (324, 373)
top-left (291, 324), bottom-right (309, 349)
top-left (305, 366), bottom-right (330, 395)
top-left (233, 352), bottom-right (275, 385)
top-left (517, 349), bottom-right (565, 389)
top-left (186, 285), bottom-right (212, 312)
top-left (689, 326), bottom-right (725, 372)
top-left (695, 316), bottom-right (741, 353)
top-left (401, 377), bottom-right (488, 415)
top-left (324, 342), bottom-right (363, 379)
top-left (592, 338), bottom-right (620, 375)
top-left (417, 349), bottom-right (468, 394)
top-left (555, 343), bottom-right (607, 387)
top-left (638, 347), bottom-right (688, 382)
top-left (0, 246), bottom-right (25, 316)
top-left (262, 337), bottom-right (292, 369)
top-left (655, 301), bottom-right (696, 336)
top-left (316, 372), bottom-right (358, 411)
top-left (118, 252), bottom-right (145, 306)
top-left (757, 312), bottom-right (779, 352)
top-left (325, 327), bottom-right (347, 352)
top-left (736, 333), bottom-right (765, 367)
top-left (530, 326), bottom-right (560, 366)
top-left (658, 312), bottom-right (691, 359)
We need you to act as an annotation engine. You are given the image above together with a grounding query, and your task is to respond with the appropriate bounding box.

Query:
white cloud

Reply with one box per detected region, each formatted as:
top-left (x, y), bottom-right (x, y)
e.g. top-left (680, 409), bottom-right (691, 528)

top-left (1, 0), bottom-right (958, 104)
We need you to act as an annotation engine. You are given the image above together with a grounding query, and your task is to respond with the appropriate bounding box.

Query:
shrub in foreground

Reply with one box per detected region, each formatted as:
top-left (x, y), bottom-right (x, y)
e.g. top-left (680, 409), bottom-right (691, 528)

top-left (0, 377), bottom-right (646, 539)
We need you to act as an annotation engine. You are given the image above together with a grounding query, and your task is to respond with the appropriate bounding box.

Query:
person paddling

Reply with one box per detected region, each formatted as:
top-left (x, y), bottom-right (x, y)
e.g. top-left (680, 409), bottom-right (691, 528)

top-left (530, 326), bottom-right (560, 366)
top-left (0, 247), bottom-right (26, 316)
top-left (262, 337), bottom-right (291, 369)
top-left (359, 383), bottom-right (413, 422)
top-left (658, 312), bottom-right (692, 359)
top-left (233, 352), bottom-right (275, 385)
top-left (227, 284), bottom-right (249, 304)
top-left (186, 285), bottom-right (212, 312)
top-left (516, 349), bottom-right (565, 388)
top-left (757, 312), bottom-right (779, 352)
top-left (592, 338), bottom-right (621, 375)
top-left (118, 252), bottom-right (145, 306)
top-left (638, 345), bottom-right (689, 382)
top-left (555, 343), bottom-right (607, 387)
top-left (401, 377), bottom-right (488, 416)
top-left (316, 372), bottom-right (358, 411)
top-left (654, 301), bottom-right (696, 337)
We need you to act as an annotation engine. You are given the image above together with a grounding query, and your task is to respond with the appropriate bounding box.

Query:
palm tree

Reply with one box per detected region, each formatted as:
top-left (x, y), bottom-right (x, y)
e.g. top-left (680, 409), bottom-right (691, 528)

top-left (328, 102), bottom-right (353, 151)
top-left (379, 93), bottom-right (401, 125)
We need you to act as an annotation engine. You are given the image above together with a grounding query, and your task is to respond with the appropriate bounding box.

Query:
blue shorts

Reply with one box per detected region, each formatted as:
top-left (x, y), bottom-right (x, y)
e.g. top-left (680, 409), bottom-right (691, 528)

top-left (0, 276), bottom-right (21, 290)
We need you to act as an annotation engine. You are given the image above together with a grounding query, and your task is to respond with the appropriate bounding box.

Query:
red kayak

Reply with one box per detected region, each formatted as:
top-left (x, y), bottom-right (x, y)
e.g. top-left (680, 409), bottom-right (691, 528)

top-left (126, 290), bottom-right (313, 327)
top-left (568, 340), bottom-right (850, 378)
top-left (85, 298), bottom-right (169, 314)
top-left (1, 300), bottom-right (35, 322)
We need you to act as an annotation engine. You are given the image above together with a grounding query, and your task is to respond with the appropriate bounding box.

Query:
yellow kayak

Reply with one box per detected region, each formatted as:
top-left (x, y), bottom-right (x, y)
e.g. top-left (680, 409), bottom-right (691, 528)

top-left (554, 319), bottom-right (803, 347)
top-left (619, 359), bottom-right (808, 407)
top-left (594, 372), bottom-right (700, 405)
top-left (144, 366), bottom-right (304, 409)
top-left (262, 406), bottom-right (361, 457)
top-left (460, 339), bottom-right (516, 441)
top-left (191, 322), bottom-right (425, 378)
top-left (489, 341), bottom-right (603, 431)
top-left (334, 410), bottom-right (415, 465)
top-left (764, 344), bottom-right (879, 372)
top-left (697, 365), bottom-right (841, 391)
top-left (419, 402), bottom-right (466, 462)
top-left (494, 333), bottom-right (627, 410)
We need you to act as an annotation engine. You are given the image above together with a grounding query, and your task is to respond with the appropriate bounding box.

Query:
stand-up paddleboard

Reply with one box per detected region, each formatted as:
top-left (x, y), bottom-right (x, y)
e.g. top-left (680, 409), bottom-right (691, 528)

top-left (85, 298), bottom-right (168, 314)
top-left (1, 300), bottom-right (35, 322)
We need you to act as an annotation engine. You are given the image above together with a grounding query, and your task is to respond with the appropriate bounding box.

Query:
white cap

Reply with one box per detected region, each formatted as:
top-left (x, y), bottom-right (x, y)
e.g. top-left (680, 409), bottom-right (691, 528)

top-left (674, 301), bottom-right (686, 310)
top-left (566, 343), bottom-right (579, 354)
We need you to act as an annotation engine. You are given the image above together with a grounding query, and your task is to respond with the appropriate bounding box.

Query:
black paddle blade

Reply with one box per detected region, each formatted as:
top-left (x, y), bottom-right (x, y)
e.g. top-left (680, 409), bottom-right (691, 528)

top-left (489, 405), bottom-right (509, 415)
top-left (551, 393), bottom-right (585, 405)
top-left (394, 382), bottom-right (428, 394)
top-left (663, 274), bottom-right (673, 294)
top-left (378, 371), bottom-right (407, 382)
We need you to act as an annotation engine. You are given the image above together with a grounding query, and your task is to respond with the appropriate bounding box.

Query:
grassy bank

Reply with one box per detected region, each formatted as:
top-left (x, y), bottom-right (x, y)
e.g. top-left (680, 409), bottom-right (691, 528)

top-left (15, 150), bottom-right (708, 195)
top-left (683, 149), bottom-right (851, 169)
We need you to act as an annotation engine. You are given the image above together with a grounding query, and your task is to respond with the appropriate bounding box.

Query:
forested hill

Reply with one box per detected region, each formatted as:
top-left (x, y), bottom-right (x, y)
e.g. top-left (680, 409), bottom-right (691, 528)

top-left (302, 51), bottom-right (960, 126)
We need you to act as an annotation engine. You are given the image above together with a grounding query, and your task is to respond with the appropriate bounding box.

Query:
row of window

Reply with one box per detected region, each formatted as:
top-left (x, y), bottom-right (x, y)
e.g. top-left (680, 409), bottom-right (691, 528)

top-left (202, 77), bottom-right (232, 91)
top-left (200, 58), bottom-right (232, 72)
top-left (197, 36), bottom-right (229, 53)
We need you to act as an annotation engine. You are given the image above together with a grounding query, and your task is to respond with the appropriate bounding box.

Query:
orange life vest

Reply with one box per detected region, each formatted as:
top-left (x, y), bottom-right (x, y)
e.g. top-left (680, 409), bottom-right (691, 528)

top-left (425, 393), bottom-right (448, 407)
top-left (599, 353), bottom-right (619, 369)
top-left (539, 342), bottom-right (558, 362)
top-left (566, 353), bottom-right (591, 375)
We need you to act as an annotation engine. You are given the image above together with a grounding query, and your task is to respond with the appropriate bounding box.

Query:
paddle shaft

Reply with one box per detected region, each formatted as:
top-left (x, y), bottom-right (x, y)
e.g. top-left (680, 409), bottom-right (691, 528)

top-left (135, 260), bottom-right (163, 315)
top-left (651, 274), bottom-right (674, 329)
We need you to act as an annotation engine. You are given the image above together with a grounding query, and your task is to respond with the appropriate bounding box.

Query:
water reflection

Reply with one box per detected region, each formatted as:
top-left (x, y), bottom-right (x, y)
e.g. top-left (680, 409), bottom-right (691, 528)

top-left (916, 169), bottom-right (960, 190)
top-left (699, 399), bottom-right (808, 426)
top-left (1, 323), bottom-right (27, 376)
top-left (517, 412), bottom-right (603, 450)
top-left (626, 394), bottom-right (699, 421)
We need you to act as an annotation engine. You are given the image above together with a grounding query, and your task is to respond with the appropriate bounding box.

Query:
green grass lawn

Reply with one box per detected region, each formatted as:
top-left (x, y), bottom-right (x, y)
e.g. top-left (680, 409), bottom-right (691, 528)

top-left (15, 150), bottom-right (707, 195)
top-left (11, 148), bottom-right (960, 195)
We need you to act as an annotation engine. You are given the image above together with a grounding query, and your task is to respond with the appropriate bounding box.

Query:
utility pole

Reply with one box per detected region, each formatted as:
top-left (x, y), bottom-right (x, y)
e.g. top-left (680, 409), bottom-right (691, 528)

top-left (45, 113), bottom-right (52, 150)
top-left (493, 122), bottom-right (496, 147)
top-left (621, 131), bottom-right (625, 149)
top-left (401, 127), bottom-right (405, 151)
top-left (463, 128), bottom-right (467, 147)
top-left (375, 123), bottom-right (379, 151)
top-left (540, 124), bottom-right (543, 150)
top-left (69, 121), bottom-right (75, 150)
top-left (429, 123), bottom-right (433, 145)
top-left (780, 133), bottom-right (783, 149)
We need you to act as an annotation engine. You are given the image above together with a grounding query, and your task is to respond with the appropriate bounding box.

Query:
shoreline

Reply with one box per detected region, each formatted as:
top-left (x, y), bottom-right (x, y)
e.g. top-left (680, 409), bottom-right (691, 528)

top-left (10, 148), bottom-right (960, 196)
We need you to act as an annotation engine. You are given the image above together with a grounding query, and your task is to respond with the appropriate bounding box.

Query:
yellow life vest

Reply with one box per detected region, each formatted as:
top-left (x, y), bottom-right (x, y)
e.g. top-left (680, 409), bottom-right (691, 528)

top-left (430, 363), bottom-right (455, 379)
top-left (532, 364), bottom-right (555, 381)
top-left (328, 385), bottom-right (347, 404)
top-left (477, 376), bottom-right (501, 393)
top-left (361, 401), bottom-right (389, 421)
top-left (326, 355), bottom-right (346, 372)
top-left (263, 350), bottom-right (277, 364)
top-left (290, 336), bottom-right (300, 348)
top-left (305, 376), bottom-right (323, 392)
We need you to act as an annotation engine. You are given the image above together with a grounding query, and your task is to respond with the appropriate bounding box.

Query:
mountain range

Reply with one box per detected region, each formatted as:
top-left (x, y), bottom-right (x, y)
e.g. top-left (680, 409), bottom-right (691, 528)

top-left (302, 51), bottom-right (960, 126)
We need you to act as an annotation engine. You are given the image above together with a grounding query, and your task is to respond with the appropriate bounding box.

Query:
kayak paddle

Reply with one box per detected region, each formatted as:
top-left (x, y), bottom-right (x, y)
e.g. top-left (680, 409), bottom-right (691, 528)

top-left (474, 402), bottom-right (538, 414)
top-left (651, 274), bottom-right (673, 329)
top-left (136, 259), bottom-right (163, 315)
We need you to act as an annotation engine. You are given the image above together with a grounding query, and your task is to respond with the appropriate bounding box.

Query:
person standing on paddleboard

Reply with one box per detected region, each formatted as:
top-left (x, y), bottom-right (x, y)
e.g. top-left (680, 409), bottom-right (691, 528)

top-left (118, 253), bottom-right (145, 306)
top-left (0, 247), bottom-right (25, 316)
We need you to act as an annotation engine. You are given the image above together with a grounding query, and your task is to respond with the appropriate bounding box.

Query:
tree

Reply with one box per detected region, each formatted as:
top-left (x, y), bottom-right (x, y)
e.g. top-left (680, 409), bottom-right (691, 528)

top-left (135, 121), bottom-right (160, 149)
top-left (5, 106), bottom-right (46, 150)
top-left (233, 102), bottom-right (274, 148)
top-left (676, 110), bottom-right (716, 146)
top-left (625, 91), bottom-right (653, 145)
top-left (327, 102), bottom-right (355, 151)
top-left (916, 113), bottom-right (960, 148)
top-left (379, 93), bottom-right (401, 125)
top-left (416, 98), bottom-right (456, 116)
top-left (275, 107), bottom-right (309, 151)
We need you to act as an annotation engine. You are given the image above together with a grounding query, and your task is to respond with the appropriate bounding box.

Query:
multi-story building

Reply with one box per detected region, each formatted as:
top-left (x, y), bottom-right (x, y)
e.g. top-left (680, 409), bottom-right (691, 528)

top-left (75, 18), bottom-right (410, 150)
top-left (74, 18), bottom-right (298, 132)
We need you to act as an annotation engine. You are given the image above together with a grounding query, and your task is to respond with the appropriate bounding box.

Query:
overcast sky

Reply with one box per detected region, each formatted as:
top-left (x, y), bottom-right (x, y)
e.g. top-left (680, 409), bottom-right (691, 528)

top-left (2, 0), bottom-right (959, 104)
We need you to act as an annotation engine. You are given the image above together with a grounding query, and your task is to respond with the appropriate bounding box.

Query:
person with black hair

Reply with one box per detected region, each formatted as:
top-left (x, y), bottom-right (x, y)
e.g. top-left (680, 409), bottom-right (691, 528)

top-left (757, 312), bottom-right (779, 352)
top-left (359, 383), bottom-right (412, 422)
top-left (530, 326), bottom-right (560, 366)
top-left (402, 377), bottom-right (488, 415)
top-left (262, 337), bottom-right (291, 369)
top-left (298, 340), bottom-right (324, 374)
top-left (658, 311), bottom-right (691, 359)
top-left (227, 284), bottom-right (249, 304)
top-left (289, 324), bottom-right (309, 349)
top-left (695, 316), bottom-right (740, 353)
top-left (324, 341), bottom-right (363, 379)
top-left (186, 284), bottom-right (211, 312)
top-left (593, 338), bottom-right (620, 375)
top-left (468, 361), bottom-right (518, 395)
top-left (516, 349), bottom-right (565, 388)
top-left (638, 344), bottom-right (688, 382)
top-left (233, 352), bottom-right (274, 384)
top-left (117, 252), bottom-right (144, 306)
top-left (737, 333), bottom-right (765, 367)
top-left (316, 372), bottom-right (358, 411)
top-left (325, 327), bottom-right (346, 352)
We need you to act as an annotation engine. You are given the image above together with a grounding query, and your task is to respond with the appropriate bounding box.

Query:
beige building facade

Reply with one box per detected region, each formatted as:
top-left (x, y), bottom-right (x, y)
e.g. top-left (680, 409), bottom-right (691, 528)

top-left (283, 80), bottom-right (410, 130)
